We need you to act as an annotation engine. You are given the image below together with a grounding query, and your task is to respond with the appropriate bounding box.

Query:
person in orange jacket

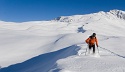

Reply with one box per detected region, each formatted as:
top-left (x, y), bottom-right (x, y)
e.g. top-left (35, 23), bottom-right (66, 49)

top-left (85, 33), bottom-right (98, 54)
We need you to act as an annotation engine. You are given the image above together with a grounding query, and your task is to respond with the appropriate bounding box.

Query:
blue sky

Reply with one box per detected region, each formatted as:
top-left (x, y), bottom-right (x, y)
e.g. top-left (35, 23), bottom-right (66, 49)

top-left (0, 0), bottom-right (125, 22)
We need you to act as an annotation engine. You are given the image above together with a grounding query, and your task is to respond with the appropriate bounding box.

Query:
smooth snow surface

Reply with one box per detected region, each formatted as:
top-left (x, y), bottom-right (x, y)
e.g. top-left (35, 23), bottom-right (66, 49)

top-left (0, 10), bottom-right (125, 72)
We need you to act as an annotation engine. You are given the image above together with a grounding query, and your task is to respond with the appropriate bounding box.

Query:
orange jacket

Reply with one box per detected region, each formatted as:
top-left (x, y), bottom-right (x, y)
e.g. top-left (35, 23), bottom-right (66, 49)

top-left (85, 37), bottom-right (98, 46)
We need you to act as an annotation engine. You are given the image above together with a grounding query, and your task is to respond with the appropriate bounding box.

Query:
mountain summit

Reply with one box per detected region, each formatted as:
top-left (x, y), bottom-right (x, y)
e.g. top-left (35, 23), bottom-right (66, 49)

top-left (109, 9), bottom-right (125, 19)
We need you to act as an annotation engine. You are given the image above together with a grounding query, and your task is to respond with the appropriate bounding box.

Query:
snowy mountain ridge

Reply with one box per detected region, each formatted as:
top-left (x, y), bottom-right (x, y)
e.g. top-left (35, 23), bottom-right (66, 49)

top-left (54, 9), bottom-right (125, 22)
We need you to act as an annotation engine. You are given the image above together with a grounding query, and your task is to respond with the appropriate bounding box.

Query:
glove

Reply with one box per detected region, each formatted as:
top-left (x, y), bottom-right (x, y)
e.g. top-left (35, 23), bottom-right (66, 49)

top-left (97, 45), bottom-right (98, 47)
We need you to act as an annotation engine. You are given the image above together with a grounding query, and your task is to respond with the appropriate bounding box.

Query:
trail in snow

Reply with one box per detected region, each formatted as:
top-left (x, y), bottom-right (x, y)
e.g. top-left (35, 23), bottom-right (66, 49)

top-left (99, 46), bottom-right (125, 59)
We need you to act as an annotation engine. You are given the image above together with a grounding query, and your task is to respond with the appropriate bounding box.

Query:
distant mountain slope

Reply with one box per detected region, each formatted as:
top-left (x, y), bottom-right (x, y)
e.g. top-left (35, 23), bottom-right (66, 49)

top-left (54, 9), bottom-right (125, 22)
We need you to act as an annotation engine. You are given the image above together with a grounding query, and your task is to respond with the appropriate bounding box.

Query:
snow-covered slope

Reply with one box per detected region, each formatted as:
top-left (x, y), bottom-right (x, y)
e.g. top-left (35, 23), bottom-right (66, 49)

top-left (0, 9), bottom-right (125, 72)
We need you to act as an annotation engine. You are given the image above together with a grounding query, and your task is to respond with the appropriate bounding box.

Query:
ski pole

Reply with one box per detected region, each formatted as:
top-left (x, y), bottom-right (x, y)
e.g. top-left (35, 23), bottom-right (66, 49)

top-left (97, 47), bottom-right (99, 54)
top-left (85, 45), bottom-right (89, 56)
top-left (85, 47), bottom-right (88, 56)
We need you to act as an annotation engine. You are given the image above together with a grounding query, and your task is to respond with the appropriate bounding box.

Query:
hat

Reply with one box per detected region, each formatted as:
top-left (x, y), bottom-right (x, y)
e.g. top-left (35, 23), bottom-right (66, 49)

top-left (92, 33), bottom-right (96, 37)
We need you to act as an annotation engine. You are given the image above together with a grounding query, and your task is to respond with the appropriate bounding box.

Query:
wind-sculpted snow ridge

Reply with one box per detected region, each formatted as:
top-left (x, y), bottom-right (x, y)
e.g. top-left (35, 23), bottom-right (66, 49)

top-left (0, 45), bottom-right (80, 72)
top-left (0, 32), bottom-right (86, 68)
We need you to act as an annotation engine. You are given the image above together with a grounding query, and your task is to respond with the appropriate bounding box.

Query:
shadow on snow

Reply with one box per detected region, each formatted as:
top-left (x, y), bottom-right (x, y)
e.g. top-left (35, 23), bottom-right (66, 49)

top-left (0, 45), bottom-right (80, 72)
